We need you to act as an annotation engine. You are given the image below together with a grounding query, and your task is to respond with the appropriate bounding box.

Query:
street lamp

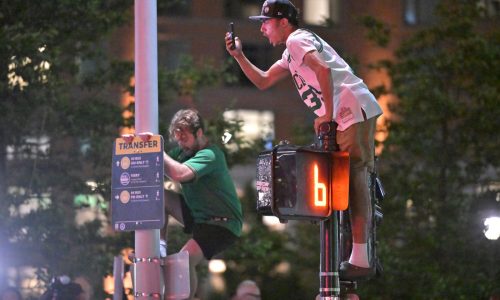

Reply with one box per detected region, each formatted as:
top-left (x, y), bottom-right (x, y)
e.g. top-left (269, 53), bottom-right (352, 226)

top-left (483, 216), bottom-right (500, 240)
top-left (208, 259), bottom-right (227, 294)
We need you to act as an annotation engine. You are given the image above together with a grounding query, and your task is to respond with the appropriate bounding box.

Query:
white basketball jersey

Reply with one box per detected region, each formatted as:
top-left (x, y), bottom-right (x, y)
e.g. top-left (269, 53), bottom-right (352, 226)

top-left (277, 29), bottom-right (382, 131)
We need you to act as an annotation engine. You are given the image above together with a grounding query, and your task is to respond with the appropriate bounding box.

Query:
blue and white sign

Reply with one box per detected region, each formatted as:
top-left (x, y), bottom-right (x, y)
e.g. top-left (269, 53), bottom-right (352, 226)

top-left (111, 135), bottom-right (164, 231)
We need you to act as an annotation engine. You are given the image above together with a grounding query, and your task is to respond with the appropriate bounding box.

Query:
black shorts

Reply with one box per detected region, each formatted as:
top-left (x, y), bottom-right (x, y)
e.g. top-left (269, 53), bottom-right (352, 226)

top-left (180, 198), bottom-right (238, 260)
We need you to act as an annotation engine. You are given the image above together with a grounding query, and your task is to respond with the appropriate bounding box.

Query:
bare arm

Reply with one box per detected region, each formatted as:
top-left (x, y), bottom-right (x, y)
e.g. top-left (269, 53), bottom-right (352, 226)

top-left (163, 151), bottom-right (195, 182)
top-left (236, 56), bottom-right (289, 90)
top-left (225, 33), bottom-right (288, 90)
top-left (302, 50), bottom-right (334, 133)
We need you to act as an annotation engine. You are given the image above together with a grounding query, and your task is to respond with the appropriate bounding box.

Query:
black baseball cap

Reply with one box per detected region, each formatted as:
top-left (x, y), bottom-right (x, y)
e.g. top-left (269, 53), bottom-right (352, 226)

top-left (249, 0), bottom-right (298, 24)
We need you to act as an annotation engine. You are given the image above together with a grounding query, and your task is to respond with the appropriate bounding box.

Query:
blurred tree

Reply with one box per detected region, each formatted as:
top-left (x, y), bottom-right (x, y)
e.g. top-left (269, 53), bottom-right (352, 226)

top-left (0, 1), bottom-right (136, 298)
top-left (358, 0), bottom-right (500, 299)
top-left (204, 1), bottom-right (500, 299)
top-left (4, 0), bottom-right (498, 299)
top-left (190, 0), bottom-right (500, 298)
top-left (0, 1), bottom-right (256, 299)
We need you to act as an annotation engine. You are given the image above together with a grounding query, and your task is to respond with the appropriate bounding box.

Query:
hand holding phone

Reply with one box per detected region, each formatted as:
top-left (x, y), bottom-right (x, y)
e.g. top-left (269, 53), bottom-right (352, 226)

top-left (229, 22), bottom-right (236, 50)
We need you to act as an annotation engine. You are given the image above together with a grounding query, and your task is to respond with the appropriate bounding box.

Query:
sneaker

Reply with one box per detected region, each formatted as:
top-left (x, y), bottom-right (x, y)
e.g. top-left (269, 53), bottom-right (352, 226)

top-left (160, 239), bottom-right (167, 258)
top-left (339, 261), bottom-right (375, 281)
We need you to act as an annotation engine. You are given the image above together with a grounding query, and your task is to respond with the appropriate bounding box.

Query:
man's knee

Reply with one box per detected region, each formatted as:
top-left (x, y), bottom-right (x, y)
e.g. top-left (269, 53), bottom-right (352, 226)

top-left (182, 239), bottom-right (205, 266)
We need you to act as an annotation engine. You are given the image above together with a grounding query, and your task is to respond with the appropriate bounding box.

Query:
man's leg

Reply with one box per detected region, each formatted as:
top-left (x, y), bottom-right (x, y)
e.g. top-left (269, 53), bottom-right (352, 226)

top-left (180, 239), bottom-right (205, 300)
top-left (161, 190), bottom-right (185, 256)
top-left (348, 165), bottom-right (371, 267)
top-left (337, 116), bottom-right (377, 270)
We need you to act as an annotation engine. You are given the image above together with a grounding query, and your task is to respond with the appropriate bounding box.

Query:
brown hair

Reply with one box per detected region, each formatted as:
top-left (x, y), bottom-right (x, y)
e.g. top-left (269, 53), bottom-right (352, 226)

top-left (168, 109), bottom-right (205, 141)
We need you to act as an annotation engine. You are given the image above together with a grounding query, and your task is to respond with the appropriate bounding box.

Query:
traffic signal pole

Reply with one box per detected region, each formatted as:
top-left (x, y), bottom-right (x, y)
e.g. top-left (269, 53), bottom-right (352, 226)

top-left (133, 1), bottom-right (163, 299)
top-left (318, 122), bottom-right (341, 300)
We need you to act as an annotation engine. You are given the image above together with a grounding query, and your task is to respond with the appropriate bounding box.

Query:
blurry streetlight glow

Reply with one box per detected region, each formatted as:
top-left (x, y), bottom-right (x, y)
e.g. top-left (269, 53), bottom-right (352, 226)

top-left (208, 259), bottom-right (226, 274)
top-left (484, 216), bottom-right (500, 240)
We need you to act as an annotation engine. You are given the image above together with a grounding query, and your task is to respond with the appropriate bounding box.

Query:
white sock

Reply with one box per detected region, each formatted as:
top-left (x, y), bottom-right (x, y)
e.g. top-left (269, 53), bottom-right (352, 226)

top-left (349, 243), bottom-right (369, 268)
top-left (160, 239), bottom-right (167, 257)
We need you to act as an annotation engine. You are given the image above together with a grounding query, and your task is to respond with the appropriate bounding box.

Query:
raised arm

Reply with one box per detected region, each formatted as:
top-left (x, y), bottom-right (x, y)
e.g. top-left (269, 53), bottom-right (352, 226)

top-left (225, 33), bottom-right (288, 90)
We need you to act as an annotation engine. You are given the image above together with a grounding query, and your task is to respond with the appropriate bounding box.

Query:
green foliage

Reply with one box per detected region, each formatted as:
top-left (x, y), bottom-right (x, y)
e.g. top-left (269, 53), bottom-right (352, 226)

top-left (2, 0), bottom-right (498, 299)
top-left (357, 15), bottom-right (391, 47)
top-left (359, 0), bottom-right (500, 298)
top-left (158, 56), bottom-right (234, 102)
top-left (156, 56), bottom-right (238, 136)
top-left (0, 1), bottom-right (132, 298)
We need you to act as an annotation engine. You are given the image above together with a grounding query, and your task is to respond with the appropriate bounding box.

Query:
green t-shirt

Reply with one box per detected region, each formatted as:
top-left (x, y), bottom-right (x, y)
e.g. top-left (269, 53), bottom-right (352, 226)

top-left (168, 144), bottom-right (243, 237)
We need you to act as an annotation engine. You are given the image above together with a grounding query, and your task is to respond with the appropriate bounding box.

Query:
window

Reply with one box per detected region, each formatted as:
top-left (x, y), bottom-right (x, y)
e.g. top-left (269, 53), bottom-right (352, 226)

top-left (6, 136), bottom-right (50, 161)
top-left (158, 0), bottom-right (192, 16)
top-left (403, 0), bottom-right (439, 25)
top-left (303, 0), bottom-right (341, 26)
top-left (404, 0), bottom-right (418, 25)
top-left (477, 0), bottom-right (500, 17)
top-left (223, 109), bottom-right (275, 143)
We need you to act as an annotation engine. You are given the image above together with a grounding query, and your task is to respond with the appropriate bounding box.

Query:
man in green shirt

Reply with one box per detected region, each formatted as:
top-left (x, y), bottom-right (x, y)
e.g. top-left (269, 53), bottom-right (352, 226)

top-left (162, 109), bottom-right (243, 300)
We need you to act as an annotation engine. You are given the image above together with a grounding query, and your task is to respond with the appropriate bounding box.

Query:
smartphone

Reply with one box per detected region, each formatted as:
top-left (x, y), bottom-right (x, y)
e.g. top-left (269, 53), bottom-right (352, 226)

top-left (229, 22), bottom-right (236, 50)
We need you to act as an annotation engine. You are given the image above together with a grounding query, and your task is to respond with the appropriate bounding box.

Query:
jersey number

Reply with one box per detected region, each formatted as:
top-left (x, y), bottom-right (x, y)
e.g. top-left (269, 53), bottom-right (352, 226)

top-left (293, 73), bottom-right (323, 113)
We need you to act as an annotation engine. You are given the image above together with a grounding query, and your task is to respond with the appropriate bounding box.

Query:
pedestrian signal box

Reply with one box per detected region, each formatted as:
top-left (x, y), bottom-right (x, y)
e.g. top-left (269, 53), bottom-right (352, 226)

top-left (256, 144), bottom-right (349, 221)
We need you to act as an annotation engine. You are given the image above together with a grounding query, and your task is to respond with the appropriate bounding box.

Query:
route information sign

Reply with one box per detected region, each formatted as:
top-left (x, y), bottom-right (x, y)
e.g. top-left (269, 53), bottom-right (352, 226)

top-left (111, 135), bottom-right (165, 231)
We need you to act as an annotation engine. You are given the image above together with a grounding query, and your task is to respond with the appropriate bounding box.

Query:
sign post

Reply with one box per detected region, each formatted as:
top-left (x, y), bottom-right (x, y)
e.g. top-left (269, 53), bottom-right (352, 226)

top-left (255, 121), bottom-right (349, 300)
top-left (132, 1), bottom-right (162, 298)
top-left (317, 122), bottom-right (341, 300)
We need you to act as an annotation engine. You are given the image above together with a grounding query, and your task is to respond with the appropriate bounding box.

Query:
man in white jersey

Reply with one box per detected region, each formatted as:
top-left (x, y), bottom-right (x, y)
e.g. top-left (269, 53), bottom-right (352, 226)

top-left (225, 0), bottom-right (383, 280)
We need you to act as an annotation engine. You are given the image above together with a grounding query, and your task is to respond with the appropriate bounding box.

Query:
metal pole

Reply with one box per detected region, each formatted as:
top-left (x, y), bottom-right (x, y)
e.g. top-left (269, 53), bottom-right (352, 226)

top-left (134, 1), bottom-right (163, 299)
top-left (113, 256), bottom-right (124, 300)
top-left (318, 122), bottom-right (340, 300)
